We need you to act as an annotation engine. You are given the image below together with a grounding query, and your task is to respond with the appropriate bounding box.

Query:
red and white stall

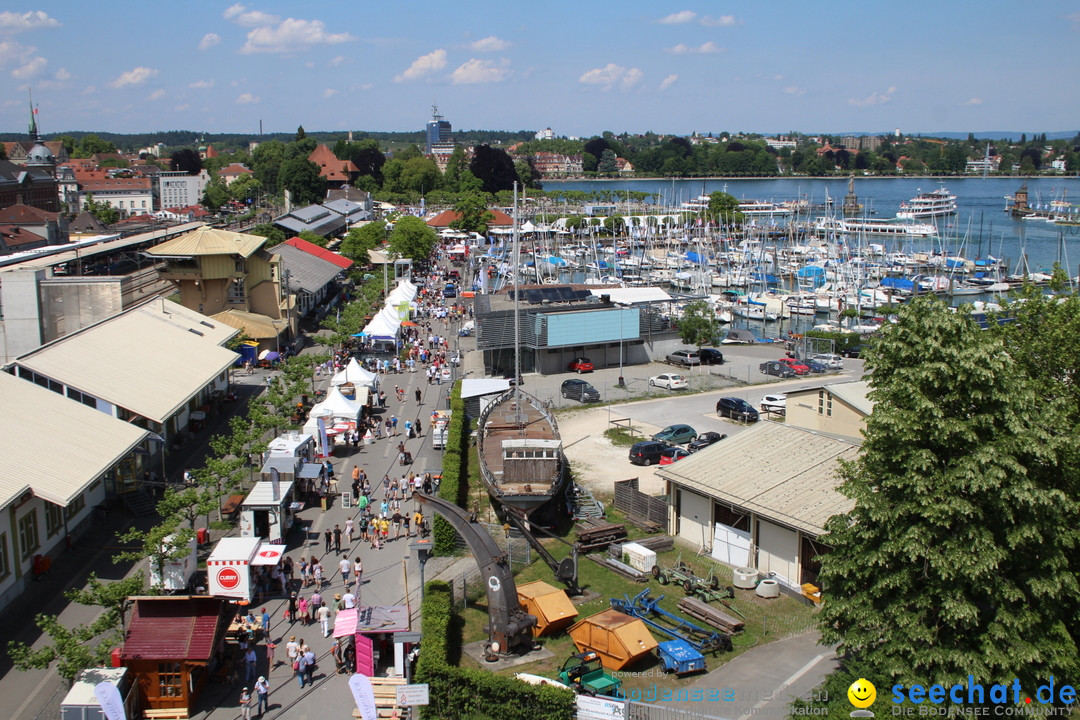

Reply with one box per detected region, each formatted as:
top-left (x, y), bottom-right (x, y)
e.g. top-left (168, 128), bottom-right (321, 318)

top-left (206, 537), bottom-right (285, 601)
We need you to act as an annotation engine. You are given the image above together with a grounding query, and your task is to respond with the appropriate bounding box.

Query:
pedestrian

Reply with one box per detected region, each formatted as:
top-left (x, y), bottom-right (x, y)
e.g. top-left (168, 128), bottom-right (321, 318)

top-left (324, 529), bottom-right (332, 553)
top-left (414, 418), bottom-right (422, 437)
top-left (333, 524), bottom-right (342, 553)
top-left (266, 639), bottom-right (277, 670)
top-left (331, 640), bottom-right (344, 675)
top-left (260, 607), bottom-right (270, 636)
top-left (317, 602), bottom-right (332, 637)
top-left (286, 635), bottom-right (299, 666)
top-left (342, 589), bottom-right (356, 609)
top-left (297, 595), bottom-right (308, 626)
top-left (353, 556), bottom-right (363, 586)
top-left (312, 559), bottom-right (323, 588)
top-left (254, 676), bottom-right (270, 717)
top-left (392, 510), bottom-right (402, 540)
top-left (344, 517), bottom-right (354, 544)
top-left (244, 643), bottom-right (258, 683)
top-left (310, 588), bottom-right (322, 616)
top-left (239, 687), bottom-right (253, 720)
top-left (287, 592), bottom-right (297, 624)
top-left (391, 416), bottom-right (398, 435)
top-left (301, 647), bottom-right (316, 686)
top-left (403, 512), bottom-right (411, 538)
top-left (415, 387), bottom-right (422, 405)
top-left (339, 554), bottom-right (350, 586)
top-left (282, 556), bottom-right (294, 588)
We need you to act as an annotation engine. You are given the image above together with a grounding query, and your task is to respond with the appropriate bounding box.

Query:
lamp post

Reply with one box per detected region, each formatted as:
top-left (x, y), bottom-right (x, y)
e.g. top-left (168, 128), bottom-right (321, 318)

top-left (617, 303), bottom-right (625, 388)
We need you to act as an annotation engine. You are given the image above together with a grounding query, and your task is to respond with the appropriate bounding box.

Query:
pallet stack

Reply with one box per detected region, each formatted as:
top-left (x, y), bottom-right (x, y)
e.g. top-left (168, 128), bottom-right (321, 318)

top-left (677, 596), bottom-right (745, 634)
top-left (351, 676), bottom-right (405, 719)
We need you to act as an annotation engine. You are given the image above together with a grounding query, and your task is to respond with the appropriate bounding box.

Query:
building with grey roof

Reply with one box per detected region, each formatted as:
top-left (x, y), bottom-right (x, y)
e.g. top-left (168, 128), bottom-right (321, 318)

top-left (268, 242), bottom-right (346, 317)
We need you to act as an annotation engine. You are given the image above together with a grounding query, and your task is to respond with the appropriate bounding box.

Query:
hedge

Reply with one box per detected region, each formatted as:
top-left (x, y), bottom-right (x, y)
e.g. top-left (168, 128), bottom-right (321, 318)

top-left (434, 382), bottom-right (469, 553)
top-left (417, 581), bottom-right (575, 720)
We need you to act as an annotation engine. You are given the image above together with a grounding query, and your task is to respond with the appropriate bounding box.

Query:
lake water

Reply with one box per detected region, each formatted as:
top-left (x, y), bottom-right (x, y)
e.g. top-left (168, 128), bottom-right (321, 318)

top-left (544, 176), bottom-right (1080, 274)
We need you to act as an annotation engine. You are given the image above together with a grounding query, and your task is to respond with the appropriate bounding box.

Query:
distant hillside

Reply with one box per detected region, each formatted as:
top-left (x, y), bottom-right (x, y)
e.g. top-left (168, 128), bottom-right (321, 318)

top-left (819, 131), bottom-right (1079, 142)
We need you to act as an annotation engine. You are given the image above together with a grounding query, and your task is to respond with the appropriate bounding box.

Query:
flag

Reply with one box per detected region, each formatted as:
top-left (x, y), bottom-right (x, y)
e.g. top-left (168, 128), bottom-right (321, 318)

top-left (33, 106), bottom-right (39, 115)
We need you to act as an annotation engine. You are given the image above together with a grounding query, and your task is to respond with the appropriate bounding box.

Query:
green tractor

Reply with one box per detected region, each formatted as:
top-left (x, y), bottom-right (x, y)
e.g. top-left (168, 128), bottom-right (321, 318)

top-left (556, 652), bottom-right (623, 697)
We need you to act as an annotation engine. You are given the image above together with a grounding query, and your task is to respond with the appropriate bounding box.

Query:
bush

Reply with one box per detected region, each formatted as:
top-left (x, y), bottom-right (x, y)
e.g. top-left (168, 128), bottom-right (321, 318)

top-left (416, 581), bottom-right (574, 720)
top-left (434, 382), bottom-right (469, 553)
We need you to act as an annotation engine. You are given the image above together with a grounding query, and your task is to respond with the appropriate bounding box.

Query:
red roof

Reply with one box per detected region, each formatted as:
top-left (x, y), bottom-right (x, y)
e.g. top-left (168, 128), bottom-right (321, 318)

top-left (284, 236), bottom-right (354, 270)
top-left (122, 597), bottom-right (225, 662)
top-left (0, 224), bottom-right (46, 247)
top-left (426, 208), bottom-right (513, 228)
top-left (0, 203), bottom-right (58, 223)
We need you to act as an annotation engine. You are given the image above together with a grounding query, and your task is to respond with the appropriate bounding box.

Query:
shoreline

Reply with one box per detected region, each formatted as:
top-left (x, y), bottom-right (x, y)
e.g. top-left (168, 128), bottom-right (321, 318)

top-left (542, 175), bottom-right (1080, 183)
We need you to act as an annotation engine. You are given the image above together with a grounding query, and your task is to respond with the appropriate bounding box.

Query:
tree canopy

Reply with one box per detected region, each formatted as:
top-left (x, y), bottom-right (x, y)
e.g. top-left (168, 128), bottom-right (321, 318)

top-left (469, 144), bottom-right (519, 195)
top-left (450, 193), bottom-right (493, 235)
top-left (676, 300), bottom-right (718, 347)
top-left (388, 215), bottom-right (438, 261)
top-left (169, 148), bottom-right (203, 175)
top-left (279, 157), bottom-right (325, 206)
top-left (340, 221), bottom-right (386, 263)
top-left (813, 297), bottom-right (1080, 712)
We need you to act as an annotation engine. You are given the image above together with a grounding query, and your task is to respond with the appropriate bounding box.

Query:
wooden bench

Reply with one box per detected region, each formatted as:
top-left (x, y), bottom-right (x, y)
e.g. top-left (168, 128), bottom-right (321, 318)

top-left (142, 708), bottom-right (190, 720)
top-left (220, 494), bottom-right (245, 519)
top-left (351, 676), bottom-right (405, 719)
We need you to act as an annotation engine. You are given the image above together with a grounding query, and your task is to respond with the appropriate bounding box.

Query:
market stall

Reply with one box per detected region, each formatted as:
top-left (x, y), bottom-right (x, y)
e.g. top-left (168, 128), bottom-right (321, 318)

top-left (330, 358), bottom-right (379, 391)
top-left (207, 537), bottom-right (286, 601)
top-left (332, 605), bottom-right (412, 676)
top-left (239, 480), bottom-right (296, 543)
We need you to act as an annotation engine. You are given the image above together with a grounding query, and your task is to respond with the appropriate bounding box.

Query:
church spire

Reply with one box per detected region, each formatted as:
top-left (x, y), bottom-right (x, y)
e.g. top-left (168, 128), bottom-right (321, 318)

top-left (28, 88), bottom-right (39, 141)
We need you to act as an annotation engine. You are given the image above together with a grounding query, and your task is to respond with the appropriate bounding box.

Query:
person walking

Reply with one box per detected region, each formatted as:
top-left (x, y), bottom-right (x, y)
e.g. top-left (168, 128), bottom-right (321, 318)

top-left (239, 687), bottom-right (253, 720)
top-left (243, 644), bottom-right (257, 684)
top-left (344, 517), bottom-right (355, 544)
top-left (324, 529), bottom-right (332, 553)
top-left (265, 639), bottom-right (277, 670)
top-left (317, 602), bottom-right (332, 637)
top-left (312, 559), bottom-right (323, 588)
top-left (339, 555), bottom-right (350, 586)
top-left (296, 596), bottom-right (308, 626)
top-left (254, 676), bottom-right (270, 717)
top-left (286, 635), bottom-right (299, 667)
top-left (415, 387), bottom-right (422, 405)
top-left (287, 592), bottom-right (297, 624)
top-left (333, 525), bottom-right (342, 553)
top-left (260, 607), bottom-right (270, 637)
top-left (300, 647), bottom-right (316, 687)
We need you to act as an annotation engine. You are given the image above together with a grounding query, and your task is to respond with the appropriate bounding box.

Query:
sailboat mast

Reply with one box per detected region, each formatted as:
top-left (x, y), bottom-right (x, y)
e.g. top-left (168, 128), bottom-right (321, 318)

top-left (513, 183), bottom-right (522, 419)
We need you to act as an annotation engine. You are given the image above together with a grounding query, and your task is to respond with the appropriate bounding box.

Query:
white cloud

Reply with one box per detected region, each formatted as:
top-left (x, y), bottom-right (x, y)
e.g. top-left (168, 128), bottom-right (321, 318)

top-left (451, 58), bottom-right (510, 84)
top-left (848, 86), bottom-right (896, 107)
top-left (189, 79), bottom-right (214, 89)
top-left (109, 67), bottom-right (158, 89)
top-left (666, 41), bottom-right (723, 55)
top-left (54, 67), bottom-right (71, 80)
top-left (11, 55), bottom-right (45, 79)
top-left (239, 18), bottom-right (354, 54)
top-left (965, 97), bottom-right (983, 106)
top-left (0, 39), bottom-right (32, 69)
top-left (394, 49), bottom-right (446, 81)
top-left (468, 36), bottom-right (510, 52)
top-left (700, 15), bottom-right (737, 27)
top-left (198, 33), bottom-right (221, 51)
top-left (148, 88), bottom-right (166, 100)
top-left (579, 63), bottom-right (642, 91)
top-left (0, 11), bottom-right (60, 34)
top-left (328, 55), bottom-right (347, 67)
top-left (352, 82), bottom-right (374, 91)
top-left (659, 74), bottom-right (678, 92)
top-left (81, 84), bottom-right (96, 95)
top-left (174, 103), bottom-right (190, 112)
top-left (773, 74), bottom-right (784, 81)
top-left (323, 88), bottom-right (338, 98)
top-left (782, 85), bottom-right (806, 96)
top-left (236, 92), bottom-right (259, 104)
top-left (659, 10), bottom-right (696, 24)
top-left (224, 4), bottom-right (281, 27)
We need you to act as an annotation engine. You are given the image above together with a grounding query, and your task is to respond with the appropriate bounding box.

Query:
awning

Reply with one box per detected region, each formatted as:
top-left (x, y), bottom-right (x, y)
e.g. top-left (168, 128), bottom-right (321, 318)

top-left (252, 544), bottom-right (285, 566)
top-left (333, 608), bottom-right (358, 638)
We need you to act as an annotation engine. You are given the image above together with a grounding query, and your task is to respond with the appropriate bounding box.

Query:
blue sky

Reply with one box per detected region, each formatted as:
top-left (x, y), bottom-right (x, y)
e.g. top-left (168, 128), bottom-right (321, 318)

top-left (1, 1), bottom-right (1078, 138)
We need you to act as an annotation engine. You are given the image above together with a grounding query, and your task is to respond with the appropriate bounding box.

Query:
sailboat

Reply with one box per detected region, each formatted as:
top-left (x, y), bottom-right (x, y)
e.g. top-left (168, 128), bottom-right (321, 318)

top-left (475, 185), bottom-right (566, 520)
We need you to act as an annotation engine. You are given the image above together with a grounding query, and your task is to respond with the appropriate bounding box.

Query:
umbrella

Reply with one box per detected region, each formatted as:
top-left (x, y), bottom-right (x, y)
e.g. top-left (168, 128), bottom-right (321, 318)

top-left (401, 321), bottom-right (419, 327)
top-left (351, 332), bottom-right (368, 337)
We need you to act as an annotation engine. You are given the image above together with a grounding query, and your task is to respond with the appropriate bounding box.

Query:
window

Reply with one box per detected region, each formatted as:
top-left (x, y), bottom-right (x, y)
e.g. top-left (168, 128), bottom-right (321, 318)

top-left (64, 493), bottom-right (86, 521)
top-left (18, 510), bottom-right (39, 560)
top-left (45, 503), bottom-right (63, 538)
top-left (228, 277), bottom-right (245, 302)
top-left (817, 390), bottom-right (833, 417)
top-left (0, 533), bottom-right (9, 580)
top-left (158, 662), bottom-right (183, 697)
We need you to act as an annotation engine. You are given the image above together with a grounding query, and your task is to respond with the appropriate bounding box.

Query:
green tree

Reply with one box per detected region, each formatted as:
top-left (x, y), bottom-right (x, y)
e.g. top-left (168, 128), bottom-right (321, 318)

top-left (202, 176), bottom-right (230, 209)
top-left (250, 223), bottom-right (285, 244)
top-left (296, 230), bottom-right (328, 248)
top-left (450, 193), bottom-right (494, 235)
top-left (442, 145), bottom-right (469, 192)
top-left (75, 134), bottom-right (117, 158)
top-left (676, 300), bottom-right (718, 348)
top-left (82, 193), bottom-right (119, 224)
top-left (469, 145), bottom-right (519, 194)
top-left (597, 149), bottom-right (618, 174)
top-left (341, 221), bottom-right (386, 263)
top-left (170, 148), bottom-right (203, 175)
top-left (707, 191), bottom-right (743, 226)
top-left (295, 125), bottom-right (306, 141)
top-left (251, 140), bottom-right (287, 194)
top-left (279, 157), bottom-right (325, 206)
top-left (388, 216), bottom-right (438, 261)
top-left (229, 174), bottom-right (261, 204)
top-left (815, 298), bottom-right (1080, 711)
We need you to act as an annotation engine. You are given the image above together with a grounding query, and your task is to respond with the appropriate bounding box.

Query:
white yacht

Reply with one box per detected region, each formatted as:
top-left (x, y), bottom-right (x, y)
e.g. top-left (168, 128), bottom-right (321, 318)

top-left (896, 186), bottom-right (957, 219)
top-left (814, 217), bottom-right (938, 238)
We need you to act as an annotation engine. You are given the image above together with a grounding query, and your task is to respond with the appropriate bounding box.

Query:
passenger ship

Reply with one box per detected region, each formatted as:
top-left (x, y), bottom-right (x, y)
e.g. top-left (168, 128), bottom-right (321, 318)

top-left (896, 186), bottom-right (957, 219)
top-left (813, 217), bottom-right (938, 238)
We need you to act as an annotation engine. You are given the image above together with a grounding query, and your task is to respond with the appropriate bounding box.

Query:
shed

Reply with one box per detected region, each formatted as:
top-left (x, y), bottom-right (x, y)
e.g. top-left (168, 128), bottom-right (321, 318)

top-left (120, 597), bottom-right (228, 716)
top-left (60, 667), bottom-right (136, 720)
top-left (516, 580), bottom-right (578, 637)
top-left (206, 536), bottom-right (284, 599)
top-left (239, 480), bottom-right (296, 543)
top-left (567, 609), bottom-right (657, 670)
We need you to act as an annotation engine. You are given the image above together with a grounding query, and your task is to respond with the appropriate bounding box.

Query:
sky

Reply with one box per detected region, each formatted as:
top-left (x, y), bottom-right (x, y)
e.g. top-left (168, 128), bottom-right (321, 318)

top-left (1, 1), bottom-right (1078, 139)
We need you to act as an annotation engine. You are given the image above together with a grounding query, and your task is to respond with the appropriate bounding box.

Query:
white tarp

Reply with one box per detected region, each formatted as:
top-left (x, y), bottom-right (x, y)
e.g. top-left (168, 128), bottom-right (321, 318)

top-left (309, 386), bottom-right (363, 423)
top-left (331, 358), bottom-right (379, 389)
top-left (361, 304), bottom-right (401, 339)
top-left (385, 279), bottom-right (418, 305)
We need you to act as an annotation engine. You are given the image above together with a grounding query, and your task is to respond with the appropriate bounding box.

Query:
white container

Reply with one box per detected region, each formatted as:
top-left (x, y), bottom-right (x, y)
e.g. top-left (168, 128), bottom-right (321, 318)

top-left (620, 542), bottom-right (657, 573)
top-left (733, 567), bottom-right (758, 589)
top-left (60, 667), bottom-right (131, 720)
top-left (755, 578), bottom-right (781, 598)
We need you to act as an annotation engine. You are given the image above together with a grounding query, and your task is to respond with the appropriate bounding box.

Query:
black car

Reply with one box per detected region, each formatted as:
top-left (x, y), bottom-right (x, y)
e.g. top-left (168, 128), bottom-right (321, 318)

top-left (760, 360), bottom-right (796, 378)
top-left (716, 397), bottom-right (760, 423)
top-left (561, 378), bottom-right (600, 403)
top-left (628, 440), bottom-right (668, 466)
top-left (687, 431), bottom-right (728, 453)
top-left (841, 345), bottom-right (864, 358)
top-left (698, 348), bottom-right (725, 365)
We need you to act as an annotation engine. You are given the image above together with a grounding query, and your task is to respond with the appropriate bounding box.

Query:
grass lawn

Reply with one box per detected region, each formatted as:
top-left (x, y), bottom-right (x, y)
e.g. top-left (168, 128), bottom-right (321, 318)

top-left (455, 504), bottom-right (819, 692)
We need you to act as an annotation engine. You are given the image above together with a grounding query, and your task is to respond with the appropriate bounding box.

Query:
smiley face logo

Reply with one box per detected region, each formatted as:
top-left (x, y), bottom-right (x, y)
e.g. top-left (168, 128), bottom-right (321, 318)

top-left (848, 678), bottom-right (877, 709)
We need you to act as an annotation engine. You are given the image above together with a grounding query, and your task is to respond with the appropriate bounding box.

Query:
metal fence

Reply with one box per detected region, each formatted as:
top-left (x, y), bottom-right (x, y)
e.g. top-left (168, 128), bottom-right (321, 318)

top-left (448, 521), bottom-right (532, 610)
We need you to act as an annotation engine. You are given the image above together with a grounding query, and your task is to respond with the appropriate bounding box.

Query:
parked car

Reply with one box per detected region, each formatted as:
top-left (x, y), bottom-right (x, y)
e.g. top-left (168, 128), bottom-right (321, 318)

top-left (698, 348), bottom-right (725, 365)
top-left (687, 431), bottom-right (728, 453)
top-left (649, 373), bottom-right (688, 390)
top-left (760, 393), bottom-right (787, 414)
top-left (778, 357), bottom-right (810, 375)
top-left (813, 353), bottom-right (844, 369)
top-left (561, 379), bottom-right (600, 403)
top-left (658, 447), bottom-right (691, 465)
top-left (651, 424), bottom-right (697, 445)
top-left (716, 397), bottom-right (759, 423)
top-left (628, 440), bottom-right (668, 466)
top-left (666, 350), bottom-right (701, 367)
top-left (760, 361), bottom-right (796, 378)
top-left (841, 345), bottom-right (864, 358)
top-left (796, 358), bottom-right (828, 374)
top-left (567, 357), bottom-right (595, 373)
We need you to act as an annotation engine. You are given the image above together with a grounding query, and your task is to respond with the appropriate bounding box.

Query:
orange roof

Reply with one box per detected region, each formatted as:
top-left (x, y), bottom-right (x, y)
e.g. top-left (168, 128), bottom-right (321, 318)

top-left (308, 144), bottom-right (358, 183)
top-left (426, 208), bottom-right (513, 228)
top-left (0, 203), bottom-right (59, 223)
top-left (218, 163), bottom-right (253, 177)
top-left (284, 236), bottom-right (354, 270)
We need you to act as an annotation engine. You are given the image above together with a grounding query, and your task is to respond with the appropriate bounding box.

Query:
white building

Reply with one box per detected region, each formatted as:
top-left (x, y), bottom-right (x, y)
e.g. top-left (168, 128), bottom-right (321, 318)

top-left (765, 137), bottom-right (798, 151)
top-left (534, 127), bottom-right (556, 141)
top-left (154, 170), bottom-right (210, 211)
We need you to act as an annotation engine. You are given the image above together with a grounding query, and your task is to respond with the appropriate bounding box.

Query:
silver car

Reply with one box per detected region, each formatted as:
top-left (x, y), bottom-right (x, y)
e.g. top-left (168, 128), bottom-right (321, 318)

top-left (812, 353), bottom-right (844, 369)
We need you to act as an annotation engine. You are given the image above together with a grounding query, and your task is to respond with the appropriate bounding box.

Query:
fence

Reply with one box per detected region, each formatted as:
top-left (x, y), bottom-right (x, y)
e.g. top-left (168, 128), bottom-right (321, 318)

top-left (625, 701), bottom-right (730, 720)
top-left (448, 521), bottom-right (532, 610)
top-left (614, 478), bottom-right (669, 527)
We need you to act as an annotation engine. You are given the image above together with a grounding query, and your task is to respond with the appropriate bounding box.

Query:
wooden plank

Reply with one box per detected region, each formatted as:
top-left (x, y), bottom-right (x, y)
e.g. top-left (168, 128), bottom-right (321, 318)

top-left (678, 596), bottom-right (745, 633)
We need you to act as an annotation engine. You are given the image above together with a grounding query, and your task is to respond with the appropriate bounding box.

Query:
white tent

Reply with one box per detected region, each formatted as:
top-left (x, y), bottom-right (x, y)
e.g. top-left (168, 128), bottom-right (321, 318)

top-left (309, 386), bottom-right (363, 423)
top-left (385, 279), bottom-right (418, 305)
top-left (361, 303), bottom-right (402, 340)
top-left (331, 358), bottom-right (379, 389)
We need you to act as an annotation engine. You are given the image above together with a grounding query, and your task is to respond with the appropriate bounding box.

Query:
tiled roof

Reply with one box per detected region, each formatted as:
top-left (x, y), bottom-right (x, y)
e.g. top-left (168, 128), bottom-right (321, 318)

top-left (284, 236), bottom-right (354, 270)
top-left (0, 224), bottom-right (46, 248)
top-left (308, 144), bottom-right (358, 182)
top-left (0, 203), bottom-right (58, 223)
top-left (122, 597), bottom-right (225, 661)
top-left (426, 208), bottom-right (513, 228)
